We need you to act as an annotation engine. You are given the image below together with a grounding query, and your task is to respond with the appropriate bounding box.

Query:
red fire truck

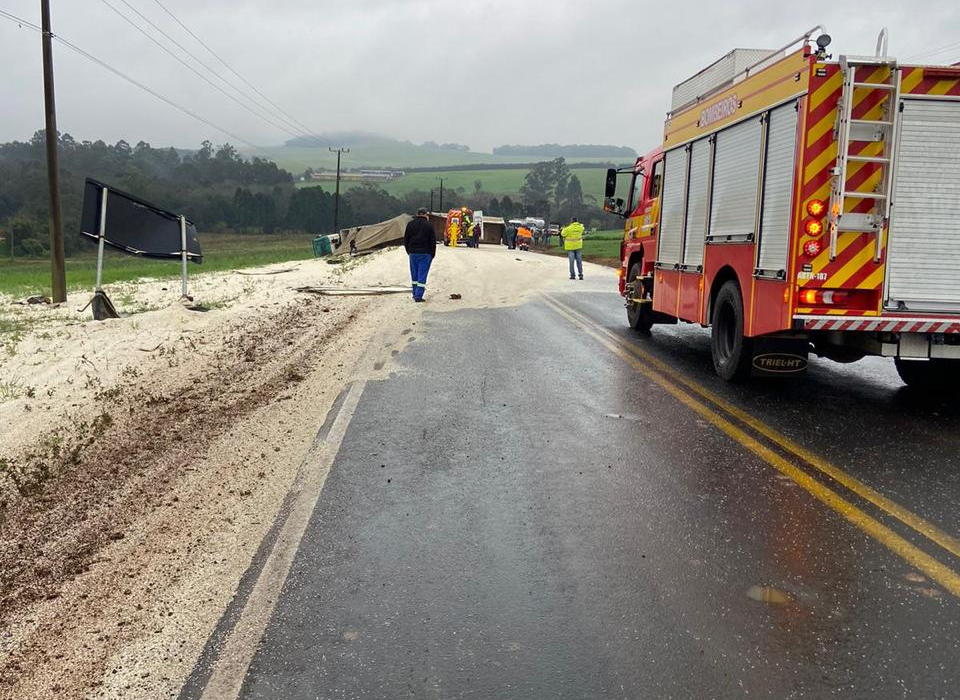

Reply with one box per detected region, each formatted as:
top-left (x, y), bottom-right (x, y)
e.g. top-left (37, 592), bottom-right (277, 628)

top-left (607, 26), bottom-right (960, 388)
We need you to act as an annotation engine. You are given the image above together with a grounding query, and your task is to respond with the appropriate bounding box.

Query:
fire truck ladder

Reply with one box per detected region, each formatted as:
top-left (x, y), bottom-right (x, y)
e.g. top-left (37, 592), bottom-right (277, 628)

top-left (828, 51), bottom-right (901, 262)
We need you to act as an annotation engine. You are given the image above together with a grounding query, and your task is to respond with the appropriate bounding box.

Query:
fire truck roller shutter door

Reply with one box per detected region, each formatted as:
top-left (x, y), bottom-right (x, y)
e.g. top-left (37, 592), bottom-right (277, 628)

top-left (708, 116), bottom-right (763, 241)
top-left (886, 99), bottom-right (960, 313)
top-left (657, 146), bottom-right (689, 266)
top-left (683, 139), bottom-right (711, 268)
top-left (758, 101), bottom-right (800, 275)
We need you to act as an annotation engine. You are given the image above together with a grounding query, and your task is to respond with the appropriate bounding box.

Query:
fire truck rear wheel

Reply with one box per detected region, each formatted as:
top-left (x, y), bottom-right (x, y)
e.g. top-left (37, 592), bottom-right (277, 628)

top-left (711, 280), bottom-right (753, 382)
top-left (894, 358), bottom-right (960, 392)
top-left (626, 262), bottom-right (653, 334)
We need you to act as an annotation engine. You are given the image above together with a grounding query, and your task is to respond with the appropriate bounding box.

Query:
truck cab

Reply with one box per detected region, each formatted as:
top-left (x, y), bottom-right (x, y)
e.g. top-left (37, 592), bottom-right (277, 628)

top-left (607, 148), bottom-right (664, 330)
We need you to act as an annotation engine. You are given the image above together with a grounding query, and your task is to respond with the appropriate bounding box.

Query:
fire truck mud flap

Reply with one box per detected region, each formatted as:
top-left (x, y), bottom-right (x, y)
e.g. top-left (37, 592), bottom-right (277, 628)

top-left (750, 338), bottom-right (809, 378)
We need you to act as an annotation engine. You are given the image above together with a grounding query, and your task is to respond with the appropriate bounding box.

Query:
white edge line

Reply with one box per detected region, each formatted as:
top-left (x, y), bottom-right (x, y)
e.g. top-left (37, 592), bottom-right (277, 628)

top-left (199, 380), bottom-right (366, 700)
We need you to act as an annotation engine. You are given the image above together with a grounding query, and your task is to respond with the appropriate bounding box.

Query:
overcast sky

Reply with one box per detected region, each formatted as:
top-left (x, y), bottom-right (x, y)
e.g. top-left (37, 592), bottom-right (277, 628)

top-left (2, 1), bottom-right (959, 154)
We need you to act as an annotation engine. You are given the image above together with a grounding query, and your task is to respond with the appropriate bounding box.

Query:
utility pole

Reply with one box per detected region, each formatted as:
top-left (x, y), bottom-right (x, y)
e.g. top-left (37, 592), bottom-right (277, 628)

top-left (329, 146), bottom-right (349, 233)
top-left (437, 177), bottom-right (446, 212)
top-left (41, 0), bottom-right (66, 302)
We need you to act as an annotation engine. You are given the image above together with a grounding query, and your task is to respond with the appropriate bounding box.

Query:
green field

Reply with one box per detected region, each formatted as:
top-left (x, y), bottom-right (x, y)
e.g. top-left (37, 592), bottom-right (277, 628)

top-left (297, 167), bottom-right (613, 201)
top-left (0, 233), bottom-right (316, 298)
top-left (537, 229), bottom-right (624, 267)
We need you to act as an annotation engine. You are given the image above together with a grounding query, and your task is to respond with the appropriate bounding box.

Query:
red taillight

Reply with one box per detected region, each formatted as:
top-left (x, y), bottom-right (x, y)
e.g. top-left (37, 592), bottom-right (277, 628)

top-left (803, 239), bottom-right (823, 257)
top-left (804, 218), bottom-right (824, 237)
top-left (800, 289), bottom-right (849, 306)
top-left (806, 199), bottom-right (826, 217)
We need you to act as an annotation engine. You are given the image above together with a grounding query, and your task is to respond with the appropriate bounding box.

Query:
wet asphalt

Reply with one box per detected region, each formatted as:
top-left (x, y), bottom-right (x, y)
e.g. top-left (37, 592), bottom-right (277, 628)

top-left (227, 283), bottom-right (959, 699)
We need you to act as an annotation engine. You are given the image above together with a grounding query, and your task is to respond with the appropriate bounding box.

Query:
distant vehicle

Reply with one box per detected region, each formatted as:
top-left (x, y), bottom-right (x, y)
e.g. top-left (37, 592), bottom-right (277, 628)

top-left (524, 217), bottom-right (546, 230)
top-left (608, 26), bottom-right (960, 388)
top-left (444, 208), bottom-right (473, 246)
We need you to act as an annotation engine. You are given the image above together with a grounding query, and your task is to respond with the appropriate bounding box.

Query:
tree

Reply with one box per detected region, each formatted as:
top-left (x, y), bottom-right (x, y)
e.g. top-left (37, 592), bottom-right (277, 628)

top-left (342, 183), bottom-right (401, 228)
top-left (0, 134), bottom-right (422, 252)
top-left (520, 157), bottom-right (570, 218)
top-left (558, 174), bottom-right (584, 221)
top-left (285, 186), bottom-right (333, 233)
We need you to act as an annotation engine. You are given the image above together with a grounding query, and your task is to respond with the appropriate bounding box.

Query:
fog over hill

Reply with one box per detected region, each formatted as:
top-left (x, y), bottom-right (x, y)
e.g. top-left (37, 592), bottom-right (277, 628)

top-left (283, 133), bottom-right (634, 159)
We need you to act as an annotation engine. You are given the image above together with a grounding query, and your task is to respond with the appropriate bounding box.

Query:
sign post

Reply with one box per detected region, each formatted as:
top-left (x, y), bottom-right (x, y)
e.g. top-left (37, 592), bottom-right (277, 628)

top-left (179, 215), bottom-right (189, 299)
top-left (95, 188), bottom-right (109, 290)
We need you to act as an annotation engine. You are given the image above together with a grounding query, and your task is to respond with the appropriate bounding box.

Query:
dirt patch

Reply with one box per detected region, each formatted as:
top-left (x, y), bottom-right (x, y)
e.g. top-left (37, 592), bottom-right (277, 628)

top-left (0, 296), bottom-right (354, 617)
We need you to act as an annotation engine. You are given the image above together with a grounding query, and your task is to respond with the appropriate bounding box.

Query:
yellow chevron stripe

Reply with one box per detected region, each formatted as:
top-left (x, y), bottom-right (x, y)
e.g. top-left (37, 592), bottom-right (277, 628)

top-left (844, 170), bottom-right (882, 213)
top-left (825, 243), bottom-right (876, 288)
top-left (809, 183), bottom-right (830, 204)
top-left (901, 69), bottom-right (923, 93)
top-left (810, 70), bottom-right (844, 109)
top-left (858, 265), bottom-right (885, 290)
top-left (803, 140), bottom-right (882, 194)
top-left (929, 80), bottom-right (957, 96)
top-left (807, 111), bottom-right (835, 146)
top-left (854, 67), bottom-right (890, 89)
top-left (846, 142), bottom-right (883, 177)
top-left (857, 99), bottom-right (888, 123)
top-left (804, 143), bottom-right (837, 184)
top-left (805, 232), bottom-right (859, 275)
top-left (803, 73), bottom-right (890, 185)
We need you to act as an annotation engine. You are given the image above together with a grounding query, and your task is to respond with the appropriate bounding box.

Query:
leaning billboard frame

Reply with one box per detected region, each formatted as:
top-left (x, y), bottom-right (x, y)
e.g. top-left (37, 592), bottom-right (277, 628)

top-left (80, 178), bottom-right (202, 263)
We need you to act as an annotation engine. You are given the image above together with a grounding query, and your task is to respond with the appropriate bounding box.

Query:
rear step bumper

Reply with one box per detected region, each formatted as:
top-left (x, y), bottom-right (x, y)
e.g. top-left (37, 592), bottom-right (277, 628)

top-left (795, 315), bottom-right (960, 334)
top-left (794, 315), bottom-right (960, 359)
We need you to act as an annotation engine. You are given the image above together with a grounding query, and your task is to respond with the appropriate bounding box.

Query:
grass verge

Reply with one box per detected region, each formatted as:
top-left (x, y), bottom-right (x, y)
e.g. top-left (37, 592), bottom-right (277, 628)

top-left (0, 233), bottom-right (316, 298)
top-left (532, 229), bottom-right (624, 268)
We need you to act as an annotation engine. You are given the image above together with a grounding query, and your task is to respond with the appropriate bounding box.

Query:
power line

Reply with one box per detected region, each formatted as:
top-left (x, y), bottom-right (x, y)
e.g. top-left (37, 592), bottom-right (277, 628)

top-left (905, 39), bottom-right (960, 62)
top-left (151, 0), bottom-right (324, 142)
top-left (0, 8), bottom-right (317, 173)
top-left (112, 0), bottom-right (316, 141)
top-left (0, 9), bottom-right (267, 152)
top-left (97, 0), bottom-right (305, 141)
top-left (0, 8), bottom-right (41, 31)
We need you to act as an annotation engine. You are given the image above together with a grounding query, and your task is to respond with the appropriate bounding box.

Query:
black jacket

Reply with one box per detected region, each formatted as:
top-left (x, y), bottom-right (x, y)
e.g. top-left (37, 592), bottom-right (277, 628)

top-left (404, 216), bottom-right (437, 258)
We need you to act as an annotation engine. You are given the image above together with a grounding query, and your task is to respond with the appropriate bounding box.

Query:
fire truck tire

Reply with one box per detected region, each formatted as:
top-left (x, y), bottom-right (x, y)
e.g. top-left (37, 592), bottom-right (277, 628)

top-left (711, 281), bottom-right (753, 382)
top-left (894, 358), bottom-right (960, 392)
top-left (626, 262), bottom-right (653, 334)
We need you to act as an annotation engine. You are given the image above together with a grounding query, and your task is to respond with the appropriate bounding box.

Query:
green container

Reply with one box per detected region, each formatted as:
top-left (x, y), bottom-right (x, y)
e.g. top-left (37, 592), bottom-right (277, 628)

top-left (312, 235), bottom-right (333, 257)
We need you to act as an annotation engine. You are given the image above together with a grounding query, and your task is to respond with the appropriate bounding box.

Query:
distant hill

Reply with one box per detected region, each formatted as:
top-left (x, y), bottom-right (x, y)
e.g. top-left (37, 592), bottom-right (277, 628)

top-left (250, 133), bottom-right (636, 172)
top-left (285, 132), bottom-right (470, 153)
top-left (493, 144), bottom-right (637, 158)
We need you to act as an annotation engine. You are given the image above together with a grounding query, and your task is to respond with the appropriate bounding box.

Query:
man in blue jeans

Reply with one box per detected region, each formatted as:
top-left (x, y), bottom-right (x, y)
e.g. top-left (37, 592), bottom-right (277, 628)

top-left (403, 207), bottom-right (437, 302)
top-left (561, 217), bottom-right (585, 280)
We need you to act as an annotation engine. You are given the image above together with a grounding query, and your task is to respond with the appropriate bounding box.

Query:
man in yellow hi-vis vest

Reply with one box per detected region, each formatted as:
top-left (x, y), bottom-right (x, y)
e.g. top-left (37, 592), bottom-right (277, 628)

top-left (561, 217), bottom-right (585, 280)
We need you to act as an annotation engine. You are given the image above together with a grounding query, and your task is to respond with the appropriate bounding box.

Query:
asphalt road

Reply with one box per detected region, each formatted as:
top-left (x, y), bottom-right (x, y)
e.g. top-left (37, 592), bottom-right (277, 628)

top-left (184, 281), bottom-right (960, 700)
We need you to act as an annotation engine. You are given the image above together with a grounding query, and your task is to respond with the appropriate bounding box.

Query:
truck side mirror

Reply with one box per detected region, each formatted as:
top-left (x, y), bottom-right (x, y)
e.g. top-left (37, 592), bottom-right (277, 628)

top-left (605, 168), bottom-right (617, 198)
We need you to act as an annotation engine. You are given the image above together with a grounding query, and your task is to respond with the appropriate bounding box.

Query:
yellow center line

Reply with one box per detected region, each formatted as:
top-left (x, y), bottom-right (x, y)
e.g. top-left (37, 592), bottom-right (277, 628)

top-left (549, 295), bottom-right (960, 561)
top-left (541, 296), bottom-right (960, 596)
